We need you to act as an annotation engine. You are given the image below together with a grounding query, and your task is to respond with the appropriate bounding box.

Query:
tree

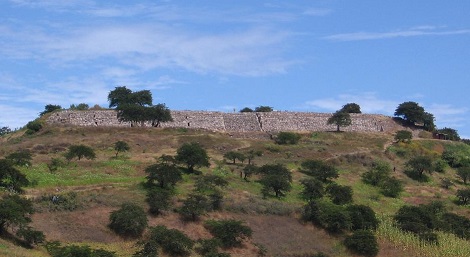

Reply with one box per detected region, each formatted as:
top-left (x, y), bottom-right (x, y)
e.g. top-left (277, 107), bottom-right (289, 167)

top-left (179, 193), bottom-right (210, 221)
top-left (394, 101), bottom-right (425, 125)
top-left (0, 159), bottom-right (29, 193)
top-left (0, 126), bottom-right (11, 136)
top-left (344, 230), bottom-right (379, 257)
top-left (108, 86), bottom-right (145, 108)
top-left (300, 178), bottom-right (324, 201)
top-left (254, 106), bottom-right (273, 112)
top-left (394, 130), bottom-right (412, 142)
top-left (437, 127), bottom-right (461, 141)
top-left (258, 164), bottom-right (292, 198)
top-left (143, 225), bottom-right (194, 257)
top-left (361, 161), bottom-right (392, 186)
top-left (394, 205), bottom-right (435, 234)
top-left (204, 219), bottom-right (253, 248)
top-left (146, 187), bottom-right (173, 216)
top-left (379, 177), bottom-right (403, 198)
top-left (340, 103), bottom-right (361, 113)
top-left (326, 183), bottom-right (353, 205)
top-left (25, 120), bottom-right (43, 134)
top-left (70, 103), bottom-right (89, 110)
top-left (195, 175), bottom-right (229, 192)
top-left (422, 112), bottom-right (436, 131)
top-left (456, 189), bottom-right (470, 205)
top-left (300, 160), bottom-right (338, 183)
top-left (245, 149), bottom-right (262, 165)
top-left (405, 155), bottom-right (434, 178)
top-left (176, 142), bottom-right (210, 173)
top-left (327, 110), bottom-right (351, 132)
top-left (347, 205), bottom-right (379, 231)
top-left (108, 203), bottom-right (148, 238)
top-left (303, 199), bottom-right (351, 233)
top-left (46, 242), bottom-right (116, 257)
top-left (6, 150), bottom-right (33, 167)
top-left (114, 141), bottom-right (130, 157)
top-left (242, 164), bottom-right (258, 181)
top-left (275, 132), bottom-right (301, 145)
top-left (457, 166), bottom-right (470, 184)
top-left (65, 144), bottom-right (96, 161)
top-left (147, 103), bottom-right (173, 127)
top-left (145, 162), bottom-right (182, 188)
top-left (39, 104), bottom-right (62, 116)
top-left (239, 107), bottom-right (253, 112)
top-left (0, 194), bottom-right (34, 233)
top-left (223, 151), bottom-right (245, 164)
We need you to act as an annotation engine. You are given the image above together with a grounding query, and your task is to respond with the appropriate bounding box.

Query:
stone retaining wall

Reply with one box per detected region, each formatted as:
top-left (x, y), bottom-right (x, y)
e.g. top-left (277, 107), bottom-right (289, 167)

top-left (46, 110), bottom-right (400, 133)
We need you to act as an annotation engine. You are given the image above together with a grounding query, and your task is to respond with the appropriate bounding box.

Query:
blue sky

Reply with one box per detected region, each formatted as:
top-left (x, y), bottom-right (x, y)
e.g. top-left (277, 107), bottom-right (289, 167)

top-left (1, 1), bottom-right (469, 138)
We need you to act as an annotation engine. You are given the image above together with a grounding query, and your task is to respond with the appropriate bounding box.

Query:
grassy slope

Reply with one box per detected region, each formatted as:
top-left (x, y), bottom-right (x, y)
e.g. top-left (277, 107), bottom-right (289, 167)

top-left (1, 125), bottom-right (470, 256)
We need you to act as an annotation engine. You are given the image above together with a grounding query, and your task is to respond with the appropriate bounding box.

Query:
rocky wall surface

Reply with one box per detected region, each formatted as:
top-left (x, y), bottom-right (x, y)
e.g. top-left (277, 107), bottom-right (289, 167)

top-left (47, 110), bottom-right (398, 133)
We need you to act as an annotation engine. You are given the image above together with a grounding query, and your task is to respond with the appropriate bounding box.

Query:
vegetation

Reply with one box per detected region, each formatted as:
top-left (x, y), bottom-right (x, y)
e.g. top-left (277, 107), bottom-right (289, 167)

top-left (300, 160), bottom-right (338, 183)
top-left (113, 140), bottom-right (130, 157)
top-left (340, 103), bottom-right (361, 113)
top-left (257, 164), bottom-right (292, 198)
top-left (46, 242), bottom-right (116, 257)
top-left (65, 144), bottom-right (96, 161)
top-left (344, 230), bottom-right (379, 257)
top-left (394, 130), bottom-right (412, 142)
top-left (108, 203), bottom-right (148, 238)
top-left (136, 225), bottom-right (193, 257)
top-left (176, 142), bottom-right (210, 173)
top-left (69, 103), bottom-right (90, 110)
top-left (25, 120), bottom-right (43, 134)
top-left (275, 132), bottom-right (301, 145)
top-left (254, 106), bottom-right (273, 112)
top-left (327, 110), bottom-right (351, 132)
top-left (0, 159), bottom-right (29, 193)
top-left (39, 104), bottom-right (62, 116)
top-left (205, 219), bottom-right (252, 248)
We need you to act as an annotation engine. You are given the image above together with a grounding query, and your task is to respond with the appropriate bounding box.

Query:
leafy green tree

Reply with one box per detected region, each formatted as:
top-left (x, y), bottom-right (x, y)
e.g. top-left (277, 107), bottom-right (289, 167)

top-left (205, 219), bottom-right (253, 248)
top-left (254, 106), bottom-right (273, 112)
top-left (25, 120), bottom-right (43, 134)
top-left (176, 142), bottom-right (210, 173)
top-left (405, 155), bottom-right (434, 178)
top-left (46, 242), bottom-right (116, 257)
top-left (147, 103), bottom-right (173, 127)
top-left (361, 161), bottom-right (392, 186)
top-left (394, 130), bottom-right (412, 142)
top-left (223, 151), bottom-right (246, 164)
top-left (0, 159), bottom-right (29, 193)
top-left (347, 205), bottom-right (379, 231)
top-left (114, 141), bottom-right (130, 157)
top-left (6, 150), bottom-right (32, 167)
top-left (326, 183), bottom-right (353, 205)
top-left (456, 189), bottom-right (470, 205)
top-left (16, 226), bottom-right (45, 246)
top-left (300, 178), bottom-right (324, 201)
top-left (394, 205), bottom-right (435, 234)
top-left (457, 166), bottom-right (470, 184)
top-left (340, 103), bottom-right (361, 113)
top-left (145, 162), bottom-right (182, 188)
top-left (439, 212), bottom-right (470, 239)
top-left (327, 110), bottom-right (351, 132)
top-left (422, 112), bottom-right (436, 131)
top-left (195, 238), bottom-right (223, 256)
top-left (344, 230), bottom-right (379, 257)
top-left (47, 157), bottom-right (66, 173)
top-left (108, 86), bottom-right (152, 108)
top-left (39, 104), bottom-right (62, 116)
top-left (108, 203), bottom-right (148, 238)
top-left (394, 101), bottom-right (425, 125)
top-left (239, 107), bottom-right (253, 112)
top-left (300, 160), bottom-right (338, 183)
top-left (242, 164), bottom-right (258, 181)
top-left (437, 127), bottom-right (461, 141)
top-left (70, 103), bottom-right (89, 110)
top-left (146, 187), bottom-right (173, 216)
top-left (65, 144), bottom-right (96, 161)
top-left (245, 149), bottom-right (262, 165)
top-left (195, 175), bottom-right (229, 192)
top-left (302, 199), bottom-right (351, 233)
top-left (179, 193), bottom-right (210, 221)
top-left (0, 126), bottom-right (11, 136)
top-left (379, 177), bottom-right (403, 198)
top-left (258, 164), bottom-right (292, 198)
top-left (275, 132), bottom-right (301, 145)
top-left (143, 225), bottom-right (194, 257)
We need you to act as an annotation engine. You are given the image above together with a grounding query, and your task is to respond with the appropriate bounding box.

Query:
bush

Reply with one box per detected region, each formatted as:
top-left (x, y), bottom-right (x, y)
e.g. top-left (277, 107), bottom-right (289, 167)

top-left (300, 178), bottom-right (324, 201)
top-left (395, 130), bottom-right (412, 142)
top-left (379, 177), bottom-right (403, 198)
top-left (47, 157), bottom-right (66, 173)
top-left (303, 199), bottom-right (351, 233)
top-left (456, 189), bottom-right (470, 205)
top-left (205, 219), bottom-right (252, 248)
top-left (46, 241), bottom-right (116, 257)
top-left (65, 144), bottom-right (96, 161)
top-left (347, 205), bottom-right (379, 231)
top-left (344, 230), bottom-right (379, 257)
top-left (275, 132), bottom-right (301, 145)
top-left (179, 193), bottom-right (210, 221)
top-left (6, 150), bottom-right (32, 167)
top-left (146, 187), bottom-right (173, 215)
top-left (326, 183), bottom-right (353, 205)
top-left (147, 225), bottom-right (193, 256)
top-left (16, 226), bottom-right (45, 246)
top-left (25, 120), bottom-right (43, 134)
top-left (361, 161), bottom-right (391, 186)
top-left (108, 203), bottom-right (148, 237)
top-left (300, 160), bottom-right (338, 183)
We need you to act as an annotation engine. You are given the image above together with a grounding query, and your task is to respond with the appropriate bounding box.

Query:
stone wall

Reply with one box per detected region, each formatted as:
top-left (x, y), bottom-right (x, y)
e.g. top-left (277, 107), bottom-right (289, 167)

top-left (46, 110), bottom-right (400, 133)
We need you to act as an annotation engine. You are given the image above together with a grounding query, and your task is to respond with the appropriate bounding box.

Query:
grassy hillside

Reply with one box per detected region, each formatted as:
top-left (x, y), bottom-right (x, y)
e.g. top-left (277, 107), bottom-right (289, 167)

top-left (1, 124), bottom-right (470, 257)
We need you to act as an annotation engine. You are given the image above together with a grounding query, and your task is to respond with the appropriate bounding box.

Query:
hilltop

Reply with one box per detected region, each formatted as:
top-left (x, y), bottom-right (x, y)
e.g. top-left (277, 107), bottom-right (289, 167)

top-left (1, 118), bottom-right (470, 257)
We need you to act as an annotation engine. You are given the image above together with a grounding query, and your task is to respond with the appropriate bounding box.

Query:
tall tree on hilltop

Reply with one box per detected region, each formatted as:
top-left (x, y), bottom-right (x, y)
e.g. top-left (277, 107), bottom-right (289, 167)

top-left (394, 101), bottom-right (426, 125)
top-left (327, 110), bottom-right (352, 132)
top-left (341, 103), bottom-right (361, 113)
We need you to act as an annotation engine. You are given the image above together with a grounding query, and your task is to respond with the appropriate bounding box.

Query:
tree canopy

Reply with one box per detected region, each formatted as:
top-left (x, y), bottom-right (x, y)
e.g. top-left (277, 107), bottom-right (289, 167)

top-left (258, 164), bottom-right (292, 198)
top-left (327, 110), bottom-right (352, 132)
top-left (65, 144), bottom-right (96, 161)
top-left (0, 159), bottom-right (29, 193)
top-left (39, 104), bottom-right (62, 116)
top-left (340, 103), bottom-right (361, 113)
top-left (176, 142), bottom-right (210, 173)
top-left (394, 101), bottom-right (435, 130)
top-left (254, 106), bottom-right (273, 112)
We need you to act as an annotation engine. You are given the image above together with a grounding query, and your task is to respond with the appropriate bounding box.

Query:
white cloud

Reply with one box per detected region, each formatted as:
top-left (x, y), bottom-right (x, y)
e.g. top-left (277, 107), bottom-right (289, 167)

top-left (324, 27), bottom-right (470, 41)
top-left (0, 104), bottom-right (38, 128)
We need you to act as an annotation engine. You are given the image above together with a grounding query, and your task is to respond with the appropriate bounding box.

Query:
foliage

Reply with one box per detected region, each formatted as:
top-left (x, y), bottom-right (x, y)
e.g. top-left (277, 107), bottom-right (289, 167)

top-left (223, 151), bottom-right (246, 164)
top-left (179, 193), bottom-right (210, 221)
top-left (254, 106), bottom-right (273, 112)
top-left (275, 132), bottom-right (301, 145)
top-left (0, 194), bottom-right (34, 233)
top-left (344, 230), bottom-right (379, 257)
top-left (361, 161), bottom-right (392, 186)
top-left (326, 183), bottom-right (353, 205)
top-left (300, 178), bottom-right (324, 201)
top-left (144, 225), bottom-right (194, 256)
top-left (395, 130), bottom-right (412, 142)
top-left (257, 164), bottom-right (292, 198)
top-left (146, 187), bottom-right (173, 215)
top-left (379, 177), bottom-right (403, 198)
top-left (300, 159), bottom-right (338, 183)
top-left (405, 155), bottom-right (434, 178)
top-left (439, 212), bottom-right (470, 239)
top-left (433, 159), bottom-right (447, 173)
top-left (245, 149), bottom-right (262, 165)
top-left (65, 144), bottom-right (96, 161)
top-left (176, 142), bottom-right (210, 173)
top-left (146, 103), bottom-right (173, 127)
top-left (0, 126), bottom-right (11, 136)
top-left (242, 164), bottom-right (258, 181)
top-left (16, 226), bottom-right (45, 246)
top-left (39, 104), bottom-right (62, 116)
top-left (456, 189), bottom-right (470, 205)
top-left (6, 150), bottom-right (32, 167)
top-left (145, 162), bottom-right (182, 188)
top-left (0, 159), bottom-right (29, 193)
top-left (394, 101), bottom-right (425, 125)
top-left (346, 204), bottom-right (379, 231)
top-left (108, 86), bottom-right (152, 108)
top-left (327, 110), bottom-right (352, 132)
top-left (195, 175), bottom-right (229, 192)
top-left (205, 219), bottom-right (253, 248)
top-left (114, 141), bottom-right (130, 157)
top-left (69, 103), bottom-right (89, 110)
top-left (47, 157), bottom-right (66, 173)
top-left (108, 203), bottom-right (148, 238)
top-left (239, 107), bottom-right (253, 112)
top-left (46, 241), bottom-right (116, 257)
top-left (394, 205), bottom-right (436, 242)
top-left (302, 199), bottom-right (351, 233)
top-left (456, 166), bottom-right (470, 184)
top-left (437, 127), bottom-right (460, 141)
top-left (195, 238), bottom-right (222, 256)
top-left (340, 103), bottom-right (361, 113)
top-left (25, 120), bottom-right (43, 134)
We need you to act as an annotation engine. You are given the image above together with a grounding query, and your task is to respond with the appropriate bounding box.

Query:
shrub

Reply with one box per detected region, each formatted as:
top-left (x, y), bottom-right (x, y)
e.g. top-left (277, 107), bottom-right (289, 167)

top-left (25, 120), bottom-right (43, 134)
top-left (179, 193), bottom-right (210, 221)
top-left (379, 177), bottom-right (403, 198)
top-left (146, 187), bottom-right (173, 215)
top-left (195, 238), bottom-right (222, 255)
top-left (300, 160), bottom-right (338, 183)
top-left (6, 150), bottom-right (33, 167)
top-left (148, 225), bottom-right (194, 256)
top-left (361, 161), bottom-right (391, 186)
top-left (16, 226), bottom-right (45, 246)
top-left (303, 199), bottom-right (351, 233)
top-left (65, 144), bottom-right (96, 161)
top-left (114, 140), bottom-right (130, 157)
top-left (108, 203), bottom-right (148, 237)
top-left (205, 219), bottom-right (252, 248)
top-left (275, 132), bottom-right (301, 145)
top-left (326, 183), bottom-right (353, 205)
top-left (438, 212), bottom-right (470, 239)
top-left (456, 189), bottom-right (470, 205)
top-left (344, 230), bottom-right (379, 257)
top-left (46, 241), bottom-right (116, 257)
top-left (347, 205), bottom-right (379, 231)
top-left (394, 130), bottom-right (412, 142)
top-left (258, 164), bottom-right (292, 198)
top-left (300, 178), bottom-right (324, 201)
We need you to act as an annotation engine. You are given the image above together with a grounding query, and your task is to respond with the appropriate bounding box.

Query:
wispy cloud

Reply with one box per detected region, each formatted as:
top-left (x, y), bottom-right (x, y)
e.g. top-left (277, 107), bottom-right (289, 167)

top-left (303, 8), bottom-right (332, 16)
top-left (324, 27), bottom-right (470, 41)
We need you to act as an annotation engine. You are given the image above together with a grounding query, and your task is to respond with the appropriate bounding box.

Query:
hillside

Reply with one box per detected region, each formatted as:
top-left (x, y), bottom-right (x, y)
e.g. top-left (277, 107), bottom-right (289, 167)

top-left (1, 122), bottom-right (470, 257)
